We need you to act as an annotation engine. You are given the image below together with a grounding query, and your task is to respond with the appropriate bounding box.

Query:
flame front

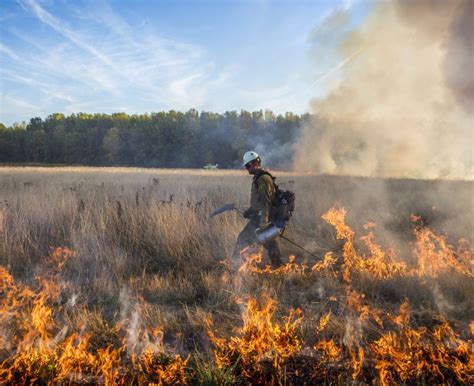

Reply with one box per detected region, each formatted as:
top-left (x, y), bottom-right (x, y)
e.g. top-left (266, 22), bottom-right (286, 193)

top-left (223, 206), bottom-right (473, 383)
top-left (208, 295), bottom-right (303, 383)
top-left (1, 206), bottom-right (472, 384)
top-left (0, 248), bottom-right (188, 385)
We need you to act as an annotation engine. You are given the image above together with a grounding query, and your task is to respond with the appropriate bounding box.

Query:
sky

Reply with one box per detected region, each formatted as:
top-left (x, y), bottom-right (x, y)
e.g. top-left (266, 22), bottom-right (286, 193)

top-left (0, 0), bottom-right (371, 126)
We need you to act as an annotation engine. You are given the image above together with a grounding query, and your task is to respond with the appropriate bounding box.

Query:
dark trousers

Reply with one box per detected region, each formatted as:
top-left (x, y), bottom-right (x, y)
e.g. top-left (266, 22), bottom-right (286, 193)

top-left (233, 217), bottom-right (283, 268)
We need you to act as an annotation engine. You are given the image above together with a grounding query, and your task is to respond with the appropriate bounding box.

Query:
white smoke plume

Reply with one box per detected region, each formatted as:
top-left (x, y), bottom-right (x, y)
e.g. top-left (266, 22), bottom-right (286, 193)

top-left (294, 0), bottom-right (473, 178)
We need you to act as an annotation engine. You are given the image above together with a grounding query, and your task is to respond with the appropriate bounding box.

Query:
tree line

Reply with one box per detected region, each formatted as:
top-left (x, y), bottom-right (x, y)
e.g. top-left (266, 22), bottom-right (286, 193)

top-left (0, 110), bottom-right (309, 168)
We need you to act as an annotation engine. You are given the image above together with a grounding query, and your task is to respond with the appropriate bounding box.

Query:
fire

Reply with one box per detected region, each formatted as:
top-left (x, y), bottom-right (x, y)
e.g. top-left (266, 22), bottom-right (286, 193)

top-left (207, 295), bottom-right (303, 382)
top-left (317, 310), bottom-right (332, 332)
top-left (322, 206), bottom-right (408, 281)
top-left (0, 247), bottom-right (188, 385)
top-left (229, 206), bottom-right (473, 383)
top-left (239, 253), bottom-right (308, 275)
top-left (315, 339), bottom-right (341, 361)
top-left (370, 300), bottom-right (472, 385)
top-left (1, 205), bottom-right (473, 384)
top-left (314, 311), bottom-right (342, 362)
top-left (238, 250), bottom-right (337, 276)
top-left (322, 205), bottom-right (473, 280)
top-left (311, 251), bottom-right (338, 273)
top-left (412, 219), bottom-right (473, 277)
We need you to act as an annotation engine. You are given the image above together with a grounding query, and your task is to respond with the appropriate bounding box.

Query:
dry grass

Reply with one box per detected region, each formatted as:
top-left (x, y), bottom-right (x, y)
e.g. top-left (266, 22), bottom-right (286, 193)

top-left (0, 166), bottom-right (472, 384)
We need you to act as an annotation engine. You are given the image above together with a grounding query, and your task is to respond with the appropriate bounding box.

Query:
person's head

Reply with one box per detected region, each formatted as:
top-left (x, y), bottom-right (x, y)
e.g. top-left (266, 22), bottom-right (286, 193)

top-left (243, 151), bottom-right (261, 175)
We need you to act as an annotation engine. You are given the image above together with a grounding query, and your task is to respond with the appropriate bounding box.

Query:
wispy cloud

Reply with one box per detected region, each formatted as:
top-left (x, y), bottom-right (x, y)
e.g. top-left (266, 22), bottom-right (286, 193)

top-left (0, 43), bottom-right (21, 61)
top-left (0, 94), bottom-right (42, 123)
top-left (2, 94), bottom-right (39, 111)
top-left (169, 73), bottom-right (205, 104)
top-left (1, 0), bottom-right (227, 122)
top-left (1, 0), bottom-right (353, 124)
top-left (0, 68), bottom-right (77, 102)
top-left (18, 0), bottom-right (118, 69)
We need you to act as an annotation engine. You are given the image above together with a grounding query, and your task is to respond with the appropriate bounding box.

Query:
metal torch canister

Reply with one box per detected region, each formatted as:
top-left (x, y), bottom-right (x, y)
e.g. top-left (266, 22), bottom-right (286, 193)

top-left (255, 223), bottom-right (281, 244)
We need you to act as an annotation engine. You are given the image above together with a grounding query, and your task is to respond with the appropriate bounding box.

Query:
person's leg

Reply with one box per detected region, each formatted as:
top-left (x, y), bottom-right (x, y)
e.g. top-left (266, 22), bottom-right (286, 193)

top-left (264, 238), bottom-right (283, 268)
top-left (231, 220), bottom-right (258, 268)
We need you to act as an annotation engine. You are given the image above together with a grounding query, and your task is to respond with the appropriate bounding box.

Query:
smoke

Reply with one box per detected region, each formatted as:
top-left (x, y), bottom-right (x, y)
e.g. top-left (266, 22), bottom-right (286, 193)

top-left (294, 0), bottom-right (473, 178)
top-left (119, 289), bottom-right (165, 355)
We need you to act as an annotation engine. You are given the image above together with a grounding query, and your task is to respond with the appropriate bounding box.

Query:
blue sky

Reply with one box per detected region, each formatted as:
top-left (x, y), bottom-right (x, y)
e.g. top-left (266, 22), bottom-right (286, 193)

top-left (0, 0), bottom-right (371, 125)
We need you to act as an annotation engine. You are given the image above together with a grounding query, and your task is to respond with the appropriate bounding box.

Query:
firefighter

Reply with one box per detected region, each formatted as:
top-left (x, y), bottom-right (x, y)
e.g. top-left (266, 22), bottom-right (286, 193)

top-left (233, 151), bottom-right (283, 268)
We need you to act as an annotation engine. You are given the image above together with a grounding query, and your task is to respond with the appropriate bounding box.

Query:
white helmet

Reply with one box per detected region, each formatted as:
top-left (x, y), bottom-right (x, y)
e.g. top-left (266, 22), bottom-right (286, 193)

top-left (243, 151), bottom-right (260, 166)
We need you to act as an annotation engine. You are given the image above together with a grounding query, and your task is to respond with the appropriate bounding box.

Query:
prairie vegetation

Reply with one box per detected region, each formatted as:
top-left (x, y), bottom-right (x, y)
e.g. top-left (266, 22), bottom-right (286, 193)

top-left (0, 167), bottom-right (472, 384)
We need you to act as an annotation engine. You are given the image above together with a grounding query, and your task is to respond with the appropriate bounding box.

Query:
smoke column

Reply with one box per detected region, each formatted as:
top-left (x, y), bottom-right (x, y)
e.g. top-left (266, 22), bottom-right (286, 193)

top-left (294, 0), bottom-right (473, 178)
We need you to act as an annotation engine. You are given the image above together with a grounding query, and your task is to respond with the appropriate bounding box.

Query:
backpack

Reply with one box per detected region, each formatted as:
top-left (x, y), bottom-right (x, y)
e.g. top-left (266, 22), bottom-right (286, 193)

top-left (256, 171), bottom-right (296, 222)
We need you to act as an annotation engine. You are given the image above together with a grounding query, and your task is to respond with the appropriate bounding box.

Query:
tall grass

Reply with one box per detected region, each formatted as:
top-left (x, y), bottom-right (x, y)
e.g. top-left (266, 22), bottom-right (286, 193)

top-left (0, 167), bottom-right (472, 383)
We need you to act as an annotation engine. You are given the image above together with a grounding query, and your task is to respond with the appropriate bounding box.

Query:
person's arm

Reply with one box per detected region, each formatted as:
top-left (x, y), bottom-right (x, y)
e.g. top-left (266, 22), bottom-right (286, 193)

top-left (256, 175), bottom-right (274, 228)
top-left (245, 180), bottom-right (260, 218)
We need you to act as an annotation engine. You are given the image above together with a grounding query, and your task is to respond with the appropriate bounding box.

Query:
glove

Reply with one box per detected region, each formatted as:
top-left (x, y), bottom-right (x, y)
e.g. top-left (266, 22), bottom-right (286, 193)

top-left (243, 208), bottom-right (256, 219)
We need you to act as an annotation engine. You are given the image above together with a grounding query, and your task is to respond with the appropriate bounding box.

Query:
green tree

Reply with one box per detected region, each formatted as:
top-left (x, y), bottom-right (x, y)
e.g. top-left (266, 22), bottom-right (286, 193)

top-left (0, 110), bottom-right (308, 167)
top-left (103, 127), bottom-right (122, 164)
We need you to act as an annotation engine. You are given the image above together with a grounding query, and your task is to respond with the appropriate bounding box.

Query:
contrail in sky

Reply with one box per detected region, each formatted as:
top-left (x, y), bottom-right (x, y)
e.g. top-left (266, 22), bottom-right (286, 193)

top-left (311, 48), bottom-right (363, 86)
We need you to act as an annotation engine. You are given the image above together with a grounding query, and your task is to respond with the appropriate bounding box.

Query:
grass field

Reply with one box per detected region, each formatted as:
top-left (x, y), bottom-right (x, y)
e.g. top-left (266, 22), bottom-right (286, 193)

top-left (0, 166), bottom-right (472, 384)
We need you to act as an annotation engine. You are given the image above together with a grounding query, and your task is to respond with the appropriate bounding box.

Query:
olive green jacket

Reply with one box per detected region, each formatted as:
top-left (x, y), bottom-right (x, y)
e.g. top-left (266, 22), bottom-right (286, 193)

top-left (249, 170), bottom-right (276, 228)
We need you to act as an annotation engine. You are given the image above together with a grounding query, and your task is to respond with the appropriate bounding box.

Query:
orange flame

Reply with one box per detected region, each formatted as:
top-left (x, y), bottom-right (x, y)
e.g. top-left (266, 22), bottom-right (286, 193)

top-left (208, 295), bottom-right (303, 381)
top-left (0, 247), bottom-right (188, 385)
top-left (1, 205), bottom-right (473, 385)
